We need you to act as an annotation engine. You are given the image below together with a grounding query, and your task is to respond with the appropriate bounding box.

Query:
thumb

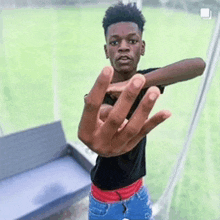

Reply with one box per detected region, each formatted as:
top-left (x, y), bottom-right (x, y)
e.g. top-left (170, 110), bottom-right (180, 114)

top-left (107, 84), bottom-right (114, 92)
top-left (99, 104), bottom-right (113, 122)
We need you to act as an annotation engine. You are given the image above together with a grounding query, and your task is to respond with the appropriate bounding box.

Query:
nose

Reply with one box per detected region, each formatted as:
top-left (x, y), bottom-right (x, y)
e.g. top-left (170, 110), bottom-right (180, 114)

top-left (118, 39), bottom-right (130, 53)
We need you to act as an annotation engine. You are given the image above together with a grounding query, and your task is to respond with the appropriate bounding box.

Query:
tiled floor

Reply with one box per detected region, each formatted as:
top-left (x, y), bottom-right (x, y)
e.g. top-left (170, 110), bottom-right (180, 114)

top-left (43, 196), bottom-right (89, 220)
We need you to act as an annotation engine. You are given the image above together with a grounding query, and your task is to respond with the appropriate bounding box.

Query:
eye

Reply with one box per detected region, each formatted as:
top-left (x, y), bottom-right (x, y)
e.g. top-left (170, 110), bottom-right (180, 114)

top-left (110, 41), bottom-right (118, 46)
top-left (129, 39), bottom-right (138, 44)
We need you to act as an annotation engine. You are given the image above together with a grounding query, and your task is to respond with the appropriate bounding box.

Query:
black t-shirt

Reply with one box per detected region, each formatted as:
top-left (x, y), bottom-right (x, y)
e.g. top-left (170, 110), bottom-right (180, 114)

top-left (90, 68), bottom-right (165, 190)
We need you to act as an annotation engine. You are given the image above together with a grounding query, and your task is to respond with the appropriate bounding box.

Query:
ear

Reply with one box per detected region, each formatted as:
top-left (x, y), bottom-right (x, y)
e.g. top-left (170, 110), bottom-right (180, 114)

top-left (104, 44), bottom-right (109, 59)
top-left (141, 40), bottom-right (145, 56)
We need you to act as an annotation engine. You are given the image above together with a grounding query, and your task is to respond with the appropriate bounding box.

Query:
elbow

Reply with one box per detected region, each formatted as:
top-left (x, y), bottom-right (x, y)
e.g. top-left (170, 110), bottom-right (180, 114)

top-left (194, 57), bottom-right (206, 76)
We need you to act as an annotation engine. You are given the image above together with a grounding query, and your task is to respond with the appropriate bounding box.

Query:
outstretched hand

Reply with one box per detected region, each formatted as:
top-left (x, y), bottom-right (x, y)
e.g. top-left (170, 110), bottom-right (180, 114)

top-left (78, 66), bottom-right (171, 158)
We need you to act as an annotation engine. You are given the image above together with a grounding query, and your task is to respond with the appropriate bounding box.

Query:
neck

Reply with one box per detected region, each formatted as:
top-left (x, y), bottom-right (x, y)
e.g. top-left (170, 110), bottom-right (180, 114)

top-left (111, 69), bottom-right (137, 83)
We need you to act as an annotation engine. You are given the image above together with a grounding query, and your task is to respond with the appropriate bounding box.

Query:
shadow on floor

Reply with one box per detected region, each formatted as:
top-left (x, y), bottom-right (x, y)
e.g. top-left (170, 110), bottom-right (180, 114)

top-left (42, 196), bottom-right (89, 220)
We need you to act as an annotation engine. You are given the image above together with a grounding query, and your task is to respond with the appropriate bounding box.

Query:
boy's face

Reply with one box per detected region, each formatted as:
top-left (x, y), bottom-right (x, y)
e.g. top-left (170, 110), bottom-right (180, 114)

top-left (104, 22), bottom-right (145, 75)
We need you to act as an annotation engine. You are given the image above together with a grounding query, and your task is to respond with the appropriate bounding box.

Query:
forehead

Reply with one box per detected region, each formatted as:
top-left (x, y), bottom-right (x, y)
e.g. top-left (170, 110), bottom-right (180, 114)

top-left (106, 22), bottom-right (140, 39)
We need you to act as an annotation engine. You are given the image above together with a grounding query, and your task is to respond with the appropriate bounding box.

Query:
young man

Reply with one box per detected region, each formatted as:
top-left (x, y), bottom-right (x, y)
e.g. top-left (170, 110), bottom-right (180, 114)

top-left (78, 2), bottom-right (205, 220)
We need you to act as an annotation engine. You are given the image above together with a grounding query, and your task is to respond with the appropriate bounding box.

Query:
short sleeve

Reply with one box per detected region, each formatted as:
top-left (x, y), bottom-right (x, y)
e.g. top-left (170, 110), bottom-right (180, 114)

top-left (156, 85), bottom-right (165, 94)
top-left (137, 68), bottom-right (165, 94)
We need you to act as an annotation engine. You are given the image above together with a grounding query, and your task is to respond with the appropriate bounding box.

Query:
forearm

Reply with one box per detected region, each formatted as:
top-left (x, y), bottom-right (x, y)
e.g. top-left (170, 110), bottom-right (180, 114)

top-left (143, 58), bottom-right (206, 87)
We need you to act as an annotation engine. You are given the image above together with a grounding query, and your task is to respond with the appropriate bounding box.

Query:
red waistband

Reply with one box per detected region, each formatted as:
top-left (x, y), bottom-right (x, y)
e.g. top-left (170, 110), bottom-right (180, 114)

top-left (91, 178), bottom-right (143, 203)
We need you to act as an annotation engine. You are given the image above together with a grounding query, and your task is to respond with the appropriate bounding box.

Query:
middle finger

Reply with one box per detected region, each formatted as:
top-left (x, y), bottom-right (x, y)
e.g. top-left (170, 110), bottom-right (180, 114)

top-left (116, 86), bottom-right (161, 144)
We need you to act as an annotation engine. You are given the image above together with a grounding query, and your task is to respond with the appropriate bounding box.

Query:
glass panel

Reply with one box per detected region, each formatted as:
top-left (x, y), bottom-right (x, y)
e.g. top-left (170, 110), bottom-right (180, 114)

top-left (0, 1), bottom-right (219, 219)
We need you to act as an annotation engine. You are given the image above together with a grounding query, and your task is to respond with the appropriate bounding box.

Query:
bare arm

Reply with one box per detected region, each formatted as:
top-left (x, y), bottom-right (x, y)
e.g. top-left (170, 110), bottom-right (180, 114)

top-left (143, 58), bottom-right (206, 87)
top-left (106, 58), bottom-right (206, 98)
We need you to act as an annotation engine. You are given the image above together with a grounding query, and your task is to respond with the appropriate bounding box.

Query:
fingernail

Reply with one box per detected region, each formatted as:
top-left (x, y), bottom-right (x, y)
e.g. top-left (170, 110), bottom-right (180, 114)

top-left (104, 68), bottom-right (110, 76)
top-left (163, 115), bottom-right (169, 120)
top-left (104, 66), bottom-right (113, 76)
top-left (149, 93), bottom-right (157, 101)
top-left (133, 79), bottom-right (143, 88)
top-left (163, 111), bottom-right (171, 119)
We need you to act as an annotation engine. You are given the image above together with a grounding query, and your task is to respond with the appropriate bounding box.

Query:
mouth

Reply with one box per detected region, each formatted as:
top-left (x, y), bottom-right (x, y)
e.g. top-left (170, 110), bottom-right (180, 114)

top-left (117, 55), bottom-right (132, 65)
top-left (117, 55), bottom-right (131, 61)
top-left (118, 59), bottom-right (131, 64)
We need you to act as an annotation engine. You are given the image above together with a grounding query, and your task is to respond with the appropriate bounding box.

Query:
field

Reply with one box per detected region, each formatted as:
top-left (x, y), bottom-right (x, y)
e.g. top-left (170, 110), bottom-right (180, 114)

top-left (0, 6), bottom-right (219, 219)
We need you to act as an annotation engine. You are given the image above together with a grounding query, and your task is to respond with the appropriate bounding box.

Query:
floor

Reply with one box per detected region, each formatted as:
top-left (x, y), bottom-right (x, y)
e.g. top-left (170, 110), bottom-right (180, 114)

top-left (43, 196), bottom-right (89, 220)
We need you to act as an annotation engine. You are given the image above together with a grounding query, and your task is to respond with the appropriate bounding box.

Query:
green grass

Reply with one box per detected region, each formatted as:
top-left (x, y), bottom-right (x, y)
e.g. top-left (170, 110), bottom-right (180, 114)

top-left (0, 6), bottom-right (219, 220)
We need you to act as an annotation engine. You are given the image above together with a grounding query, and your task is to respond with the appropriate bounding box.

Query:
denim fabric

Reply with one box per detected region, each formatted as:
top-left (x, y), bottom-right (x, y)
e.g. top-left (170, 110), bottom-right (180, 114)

top-left (88, 186), bottom-right (154, 220)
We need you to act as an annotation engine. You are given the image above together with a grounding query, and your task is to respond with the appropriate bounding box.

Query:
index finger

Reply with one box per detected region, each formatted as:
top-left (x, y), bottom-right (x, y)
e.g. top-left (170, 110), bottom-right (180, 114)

top-left (78, 66), bottom-right (114, 136)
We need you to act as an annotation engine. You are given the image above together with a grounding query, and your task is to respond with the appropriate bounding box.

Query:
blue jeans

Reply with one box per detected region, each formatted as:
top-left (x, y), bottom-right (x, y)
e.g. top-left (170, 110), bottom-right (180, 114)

top-left (88, 185), bottom-right (154, 220)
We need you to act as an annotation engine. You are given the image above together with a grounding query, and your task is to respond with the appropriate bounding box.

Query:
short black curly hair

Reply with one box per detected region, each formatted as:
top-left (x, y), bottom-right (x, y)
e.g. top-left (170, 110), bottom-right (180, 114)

top-left (102, 2), bottom-right (146, 37)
